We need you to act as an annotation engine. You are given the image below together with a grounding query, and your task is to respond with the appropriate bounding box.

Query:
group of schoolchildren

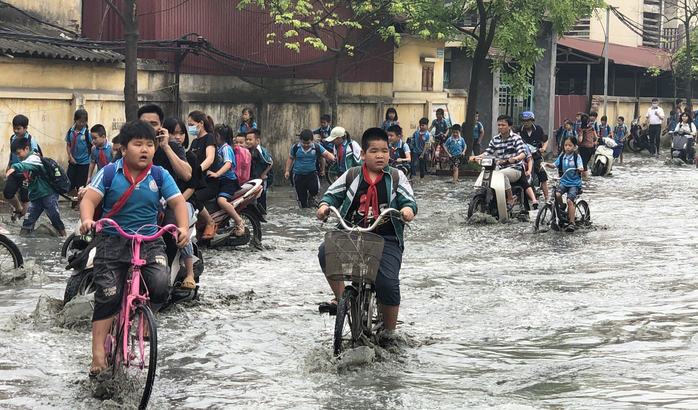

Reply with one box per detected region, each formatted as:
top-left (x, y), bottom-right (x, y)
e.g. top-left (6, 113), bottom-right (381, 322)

top-left (554, 111), bottom-right (630, 168)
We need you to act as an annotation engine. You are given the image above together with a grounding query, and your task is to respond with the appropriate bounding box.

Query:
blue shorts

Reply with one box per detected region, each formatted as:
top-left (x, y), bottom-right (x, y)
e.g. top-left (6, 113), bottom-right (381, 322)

top-left (612, 144), bottom-right (623, 158)
top-left (318, 236), bottom-right (403, 306)
top-left (556, 185), bottom-right (581, 202)
top-left (217, 178), bottom-right (241, 199)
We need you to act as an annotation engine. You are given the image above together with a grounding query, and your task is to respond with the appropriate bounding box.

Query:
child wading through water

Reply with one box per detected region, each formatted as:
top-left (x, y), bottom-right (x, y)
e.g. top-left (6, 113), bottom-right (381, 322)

top-left (285, 129), bottom-right (335, 208)
top-left (245, 128), bottom-right (273, 215)
top-left (316, 127), bottom-right (417, 336)
top-left (444, 124), bottom-right (467, 183)
top-left (542, 135), bottom-right (584, 232)
top-left (87, 124), bottom-right (112, 184)
top-left (411, 117), bottom-right (431, 183)
top-left (313, 114), bottom-right (334, 152)
top-left (65, 109), bottom-right (93, 195)
top-left (5, 114), bottom-right (41, 221)
top-left (238, 107), bottom-right (257, 134)
top-left (6, 137), bottom-right (66, 236)
top-left (211, 125), bottom-right (245, 236)
top-left (613, 116), bottom-right (629, 163)
top-left (79, 120), bottom-right (190, 376)
top-left (387, 124), bottom-right (411, 175)
top-left (381, 108), bottom-right (399, 132)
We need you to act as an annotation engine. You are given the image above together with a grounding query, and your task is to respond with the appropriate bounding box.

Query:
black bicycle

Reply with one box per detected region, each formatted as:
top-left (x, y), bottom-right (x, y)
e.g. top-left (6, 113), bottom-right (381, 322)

top-left (322, 206), bottom-right (405, 356)
top-left (534, 168), bottom-right (590, 232)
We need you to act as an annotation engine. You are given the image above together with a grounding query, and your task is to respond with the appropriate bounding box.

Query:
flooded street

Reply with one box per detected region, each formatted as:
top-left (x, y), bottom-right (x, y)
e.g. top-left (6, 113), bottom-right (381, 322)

top-left (2, 154), bottom-right (698, 409)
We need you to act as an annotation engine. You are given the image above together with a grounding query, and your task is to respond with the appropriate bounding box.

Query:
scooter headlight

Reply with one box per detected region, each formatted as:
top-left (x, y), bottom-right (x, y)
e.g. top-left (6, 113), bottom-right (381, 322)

top-left (480, 158), bottom-right (494, 167)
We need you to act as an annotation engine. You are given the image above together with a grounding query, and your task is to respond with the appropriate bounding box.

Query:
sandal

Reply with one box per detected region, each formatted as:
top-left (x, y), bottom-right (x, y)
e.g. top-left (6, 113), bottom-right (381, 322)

top-left (202, 224), bottom-right (216, 240)
top-left (233, 220), bottom-right (245, 237)
top-left (180, 277), bottom-right (196, 290)
top-left (11, 210), bottom-right (25, 222)
top-left (318, 298), bottom-right (338, 315)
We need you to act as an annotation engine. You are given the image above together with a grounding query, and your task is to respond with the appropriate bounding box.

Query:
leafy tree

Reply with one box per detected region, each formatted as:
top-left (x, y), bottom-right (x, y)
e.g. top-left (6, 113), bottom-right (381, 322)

top-left (402, 0), bottom-right (605, 154)
top-left (237, 0), bottom-right (400, 125)
top-left (103, 0), bottom-right (139, 121)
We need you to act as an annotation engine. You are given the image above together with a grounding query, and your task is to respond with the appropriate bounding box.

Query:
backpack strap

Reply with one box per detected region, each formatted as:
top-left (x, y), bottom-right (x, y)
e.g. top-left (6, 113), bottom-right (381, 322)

top-left (103, 163), bottom-right (163, 193)
top-left (291, 142), bottom-right (300, 158)
top-left (344, 166), bottom-right (400, 194)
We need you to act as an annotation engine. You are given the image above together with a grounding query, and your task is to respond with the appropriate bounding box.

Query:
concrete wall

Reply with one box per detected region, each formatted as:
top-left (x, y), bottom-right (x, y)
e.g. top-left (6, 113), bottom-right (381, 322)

top-left (393, 37), bottom-right (446, 93)
top-left (3, 0), bottom-right (82, 32)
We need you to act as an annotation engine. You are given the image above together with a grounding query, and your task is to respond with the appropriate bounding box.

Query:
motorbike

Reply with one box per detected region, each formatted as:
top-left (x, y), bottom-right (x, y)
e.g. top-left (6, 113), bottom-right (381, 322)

top-left (0, 223), bottom-right (23, 270)
top-left (62, 212), bottom-right (203, 307)
top-left (627, 118), bottom-right (652, 153)
top-left (467, 156), bottom-right (531, 222)
top-left (591, 137), bottom-right (618, 177)
top-left (669, 129), bottom-right (696, 164)
top-left (195, 178), bottom-right (265, 248)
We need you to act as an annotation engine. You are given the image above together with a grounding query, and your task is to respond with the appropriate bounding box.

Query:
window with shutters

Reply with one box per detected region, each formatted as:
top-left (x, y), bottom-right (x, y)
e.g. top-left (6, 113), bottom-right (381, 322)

top-left (422, 66), bottom-right (434, 91)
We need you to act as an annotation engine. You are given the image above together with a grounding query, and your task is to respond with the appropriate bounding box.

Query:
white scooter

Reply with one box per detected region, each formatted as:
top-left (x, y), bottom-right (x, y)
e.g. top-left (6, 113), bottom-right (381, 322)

top-left (591, 137), bottom-right (618, 177)
top-left (467, 156), bottom-right (530, 222)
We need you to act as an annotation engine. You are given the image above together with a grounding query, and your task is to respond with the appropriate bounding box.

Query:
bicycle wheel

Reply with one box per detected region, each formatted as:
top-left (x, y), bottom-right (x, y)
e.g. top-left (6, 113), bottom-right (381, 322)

top-left (334, 287), bottom-right (359, 356)
top-left (0, 234), bottom-right (23, 270)
top-left (63, 269), bottom-right (95, 305)
top-left (112, 304), bottom-right (158, 410)
top-left (325, 162), bottom-right (340, 185)
top-left (575, 200), bottom-right (591, 226)
top-left (362, 288), bottom-right (382, 336)
top-left (61, 233), bottom-right (76, 258)
top-left (534, 203), bottom-right (554, 232)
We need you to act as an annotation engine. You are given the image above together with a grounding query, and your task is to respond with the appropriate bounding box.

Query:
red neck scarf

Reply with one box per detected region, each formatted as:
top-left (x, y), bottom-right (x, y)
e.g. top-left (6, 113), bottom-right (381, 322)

top-left (337, 143), bottom-right (345, 162)
top-left (104, 161), bottom-right (153, 219)
top-left (95, 146), bottom-right (108, 168)
top-left (70, 128), bottom-right (81, 155)
top-left (361, 163), bottom-right (384, 227)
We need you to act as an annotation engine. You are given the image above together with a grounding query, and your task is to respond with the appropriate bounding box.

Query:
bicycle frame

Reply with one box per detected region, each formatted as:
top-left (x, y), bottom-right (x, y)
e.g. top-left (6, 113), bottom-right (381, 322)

top-left (94, 219), bottom-right (178, 368)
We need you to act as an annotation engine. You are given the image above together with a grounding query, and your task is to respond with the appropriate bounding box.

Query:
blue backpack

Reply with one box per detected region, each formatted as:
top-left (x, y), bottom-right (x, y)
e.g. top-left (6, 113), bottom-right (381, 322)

top-left (101, 163), bottom-right (164, 193)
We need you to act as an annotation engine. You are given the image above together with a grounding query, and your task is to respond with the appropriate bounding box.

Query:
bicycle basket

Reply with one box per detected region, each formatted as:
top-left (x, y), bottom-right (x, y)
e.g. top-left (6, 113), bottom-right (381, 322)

top-left (324, 231), bottom-right (385, 283)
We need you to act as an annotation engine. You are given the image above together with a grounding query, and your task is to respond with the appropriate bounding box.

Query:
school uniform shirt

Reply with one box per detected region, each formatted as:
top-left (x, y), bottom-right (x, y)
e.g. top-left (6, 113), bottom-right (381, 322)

top-left (597, 124), bottom-right (612, 139)
top-left (10, 132), bottom-right (39, 164)
top-left (431, 118), bottom-right (451, 136)
top-left (89, 158), bottom-right (181, 236)
top-left (589, 121), bottom-right (598, 133)
top-left (238, 121), bottom-right (258, 134)
top-left (613, 124), bottom-right (628, 143)
top-left (334, 139), bottom-right (362, 173)
top-left (444, 136), bottom-right (466, 157)
top-left (389, 140), bottom-right (410, 163)
top-left (9, 153), bottom-right (54, 201)
top-left (554, 152), bottom-right (583, 188)
top-left (65, 126), bottom-right (93, 165)
top-left (91, 141), bottom-right (114, 170)
top-left (217, 143), bottom-right (238, 180)
top-left (411, 130), bottom-right (430, 155)
top-left (291, 142), bottom-right (325, 176)
top-left (572, 120), bottom-right (583, 136)
top-left (473, 121), bottom-right (484, 143)
top-left (381, 120), bottom-right (399, 132)
top-left (250, 144), bottom-right (273, 179)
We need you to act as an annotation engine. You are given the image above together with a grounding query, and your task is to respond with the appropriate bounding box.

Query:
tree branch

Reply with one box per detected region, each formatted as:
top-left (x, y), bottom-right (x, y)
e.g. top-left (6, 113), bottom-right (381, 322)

top-left (102, 0), bottom-right (126, 25)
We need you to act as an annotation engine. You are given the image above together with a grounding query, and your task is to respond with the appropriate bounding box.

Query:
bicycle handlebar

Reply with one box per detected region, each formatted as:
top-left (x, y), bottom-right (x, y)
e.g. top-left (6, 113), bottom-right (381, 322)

top-left (545, 167), bottom-right (579, 181)
top-left (95, 218), bottom-right (179, 242)
top-left (324, 205), bottom-right (404, 232)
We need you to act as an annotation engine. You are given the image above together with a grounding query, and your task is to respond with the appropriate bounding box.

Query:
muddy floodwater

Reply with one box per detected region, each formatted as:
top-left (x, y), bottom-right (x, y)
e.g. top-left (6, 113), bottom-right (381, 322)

top-left (1, 154), bottom-right (698, 409)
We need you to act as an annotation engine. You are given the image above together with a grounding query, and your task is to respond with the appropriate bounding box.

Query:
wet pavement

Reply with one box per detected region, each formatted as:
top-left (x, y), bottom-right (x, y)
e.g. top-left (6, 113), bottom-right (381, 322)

top-left (1, 153), bottom-right (698, 409)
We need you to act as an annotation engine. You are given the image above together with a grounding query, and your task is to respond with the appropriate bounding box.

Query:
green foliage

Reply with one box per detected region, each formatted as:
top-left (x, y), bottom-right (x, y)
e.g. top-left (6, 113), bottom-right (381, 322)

top-left (403, 0), bottom-right (607, 95)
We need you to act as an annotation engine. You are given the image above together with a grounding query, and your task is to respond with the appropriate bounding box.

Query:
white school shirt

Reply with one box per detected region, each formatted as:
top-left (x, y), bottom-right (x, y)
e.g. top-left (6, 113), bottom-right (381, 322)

top-left (646, 106), bottom-right (665, 125)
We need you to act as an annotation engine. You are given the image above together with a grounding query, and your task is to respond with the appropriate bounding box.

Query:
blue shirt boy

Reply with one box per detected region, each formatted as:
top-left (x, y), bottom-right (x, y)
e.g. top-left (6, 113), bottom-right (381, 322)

top-left (613, 124), bottom-right (628, 143)
top-left (217, 143), bottom-right (238, 180)
top-left (473, 121), bottom-right (483, 143)
top-left (65, 126), bottom-right (93, 165)
top-left (89, 159), bottom-right (181, 236)
top-left (10, 132), bottom-right (39, 164)
top-left (411, 130), bottom-right (430, 155)
top-left (444, 136), bottom-right (466, 156)
top-left (431, 117), bottom-right (451, 136)
top-left (554, 153), bottom-right (583, 188)
top-left (91, 141), bottom-right (114, 170)
top-left (291, 142), bottom-right (326, 175)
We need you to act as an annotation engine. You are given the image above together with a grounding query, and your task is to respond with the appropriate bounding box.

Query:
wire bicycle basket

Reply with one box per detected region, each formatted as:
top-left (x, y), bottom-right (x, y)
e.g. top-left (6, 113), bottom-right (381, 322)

top-left (324, 231), bottom-right (385, 283)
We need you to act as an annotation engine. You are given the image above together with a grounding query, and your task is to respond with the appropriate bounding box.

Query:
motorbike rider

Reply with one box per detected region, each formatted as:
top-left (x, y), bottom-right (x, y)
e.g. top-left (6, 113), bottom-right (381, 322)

top-left (672, 111), bottom-right (696, 161)
top-left (518, 111), bottom-right (550, 202)
top-left (469, 115), bottom-right (527, 210)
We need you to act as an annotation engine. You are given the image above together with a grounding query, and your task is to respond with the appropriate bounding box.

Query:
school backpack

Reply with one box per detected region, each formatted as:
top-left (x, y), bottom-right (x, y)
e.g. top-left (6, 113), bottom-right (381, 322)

top-left (101, 162), bottom-right (163, 193)
top-left (38, 156), bottom-right (71, 195)
top-left (233, 145), bottom-right (252, 184)
top-left (344, 165), bottom-right (400, 193)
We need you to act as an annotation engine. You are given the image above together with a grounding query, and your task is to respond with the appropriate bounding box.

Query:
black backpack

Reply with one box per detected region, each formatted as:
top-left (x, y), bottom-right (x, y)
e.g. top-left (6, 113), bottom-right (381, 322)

top-left (39, 156), bottom-right (71, 195)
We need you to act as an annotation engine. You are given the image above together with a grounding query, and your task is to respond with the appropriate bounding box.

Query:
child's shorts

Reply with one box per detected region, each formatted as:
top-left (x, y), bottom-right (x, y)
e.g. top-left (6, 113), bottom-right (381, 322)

top-left (556, 185), bottom-right (581, 202)
top-left (450, 155), bottom-right (462, 170)
top-left (217, 178), bottom-right (241, 200)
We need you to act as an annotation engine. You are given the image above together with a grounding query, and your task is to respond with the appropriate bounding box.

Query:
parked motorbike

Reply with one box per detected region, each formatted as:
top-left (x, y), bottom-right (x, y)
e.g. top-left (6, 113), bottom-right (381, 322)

top-left (591, 137), bottom-right (618, 176)
top-left (62, 213), bottom-right (203, 306)
top-left (669, 129), bottom-right (696, 164)
top-left (195, 178), bottom-right (265, 248)
top-left (627, 118), bottom-right (652, 153)
top-left (467, 156), bottom-right (530, 222)
top-left (0, 224), bottom-right (23, 270)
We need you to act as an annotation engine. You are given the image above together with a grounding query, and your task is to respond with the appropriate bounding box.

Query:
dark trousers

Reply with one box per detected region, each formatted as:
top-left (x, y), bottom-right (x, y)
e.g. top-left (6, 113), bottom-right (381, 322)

top-left (67, 163), bottom-right (90, 191)
top-left (649, 124), bottom-right (661, 155)
top-left (293, 171), bottom-right (320, 208)
top-left (3, 172), bottom-right (29, 203)
top-left (411, 154), bottom-right (427, 178)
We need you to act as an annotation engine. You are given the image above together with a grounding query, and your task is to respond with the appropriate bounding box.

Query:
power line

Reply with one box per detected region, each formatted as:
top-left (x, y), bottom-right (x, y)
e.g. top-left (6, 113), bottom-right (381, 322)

top-left (0, 0), bottom-right (81, 38)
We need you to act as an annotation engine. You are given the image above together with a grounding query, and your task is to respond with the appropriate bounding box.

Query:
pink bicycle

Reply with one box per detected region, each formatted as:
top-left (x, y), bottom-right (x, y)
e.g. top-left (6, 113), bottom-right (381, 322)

top-left (94, 218), bottom-right (178, 410)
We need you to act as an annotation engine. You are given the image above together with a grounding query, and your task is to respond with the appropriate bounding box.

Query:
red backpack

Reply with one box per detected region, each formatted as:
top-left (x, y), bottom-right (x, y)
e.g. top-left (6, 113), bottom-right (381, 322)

top-left (233, 145), bottom-right (252, 184)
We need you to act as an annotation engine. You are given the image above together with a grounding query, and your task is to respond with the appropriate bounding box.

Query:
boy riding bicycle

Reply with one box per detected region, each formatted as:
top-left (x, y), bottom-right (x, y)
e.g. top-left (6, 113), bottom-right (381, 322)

top-left (79, 120), bottom-right (190, 376)
top-left (316, 127), bottom-right (417, 333)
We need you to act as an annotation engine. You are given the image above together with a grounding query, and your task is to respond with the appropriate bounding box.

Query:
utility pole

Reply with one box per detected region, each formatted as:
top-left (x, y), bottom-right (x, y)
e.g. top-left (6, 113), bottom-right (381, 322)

top-left (603, 6), bottom-right (610, 117)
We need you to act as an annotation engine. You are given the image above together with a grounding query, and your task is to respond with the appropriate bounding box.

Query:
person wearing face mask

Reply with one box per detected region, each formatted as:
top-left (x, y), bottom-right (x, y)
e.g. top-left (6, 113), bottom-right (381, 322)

top-left (187, 110), bottom-right (219, 239)
top-left (643, 98), bottom-right (665, 157)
